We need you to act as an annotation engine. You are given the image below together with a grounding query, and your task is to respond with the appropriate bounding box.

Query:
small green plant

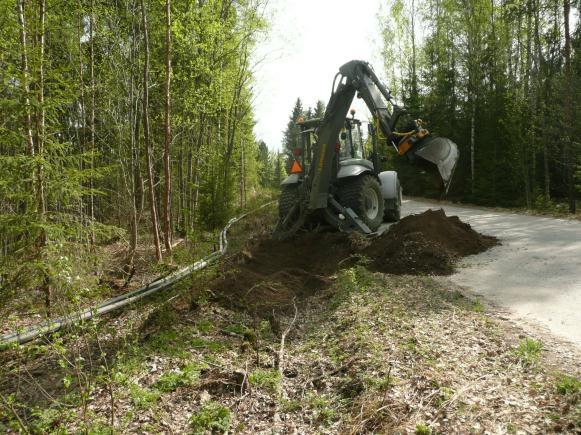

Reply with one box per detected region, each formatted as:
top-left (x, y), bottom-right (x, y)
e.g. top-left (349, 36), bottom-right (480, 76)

top-left (555, 374), bottom-right (581, 395)
top-left (415, 422), bottom-right (431, 434)
top-left (129, 383), bottom-right (160, 410)
top-left (333, 264), bottom-right (376, 307)
top-left (434, 386), bottom-right (454, 407)
top-left (190, 401), bottom-right (231, 434)
top-left (248, 369), bottom-right (281, 393)
top-left (306, 393), bottom-right (338, 426)
top-left (154, 362), bottom-right (207, 392)
top-left (191, 337), bottom-right (224, 352)
top-left (196, 320), bottom-right (214, 333)
top-left (280, 399), bottom-right (303, 412)
top-left (514, 338), bottom-right (543, 365)
top-left (472, 299), bottom-right (483, 312)
top-left (364, 373), bottom-right (394, 391)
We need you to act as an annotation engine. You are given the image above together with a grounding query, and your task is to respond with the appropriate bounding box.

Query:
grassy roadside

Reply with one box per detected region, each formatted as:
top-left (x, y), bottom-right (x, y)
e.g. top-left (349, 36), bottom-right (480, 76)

top-left (1, 200), bottom-right (579, 433)
top-left (2, 261), bottom-right (578, 433)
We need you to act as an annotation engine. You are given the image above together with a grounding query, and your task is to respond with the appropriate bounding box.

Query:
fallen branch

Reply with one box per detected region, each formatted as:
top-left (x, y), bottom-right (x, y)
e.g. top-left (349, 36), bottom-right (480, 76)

top-left (276, 299), bottom-right (298, 377)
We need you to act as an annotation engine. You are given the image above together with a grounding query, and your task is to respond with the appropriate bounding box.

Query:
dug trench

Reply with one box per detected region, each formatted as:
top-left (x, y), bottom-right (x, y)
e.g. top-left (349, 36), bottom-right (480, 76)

top-left (208, 209), bottom-right (499, 316)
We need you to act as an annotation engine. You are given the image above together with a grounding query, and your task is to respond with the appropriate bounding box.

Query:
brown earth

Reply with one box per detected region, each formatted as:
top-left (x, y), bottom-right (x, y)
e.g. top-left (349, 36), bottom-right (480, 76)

top-left (210, 209), bottom-right (499, 315)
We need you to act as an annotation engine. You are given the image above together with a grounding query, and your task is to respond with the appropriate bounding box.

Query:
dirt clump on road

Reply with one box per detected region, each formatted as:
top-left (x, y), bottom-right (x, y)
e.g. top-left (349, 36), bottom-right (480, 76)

top-left (365, 208), bottom-right (499, 275)
top-left (209, 209), bottom-right (499, 314)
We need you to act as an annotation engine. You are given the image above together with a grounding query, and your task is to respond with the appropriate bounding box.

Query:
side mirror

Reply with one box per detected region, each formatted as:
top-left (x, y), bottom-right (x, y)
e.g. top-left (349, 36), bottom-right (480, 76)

top-left (340, 132), bottom-right (347, 140)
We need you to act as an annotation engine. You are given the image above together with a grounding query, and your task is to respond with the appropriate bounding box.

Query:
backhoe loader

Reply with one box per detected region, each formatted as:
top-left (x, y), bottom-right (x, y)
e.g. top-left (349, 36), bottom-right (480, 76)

top-left (273, 60), bottom-right (458, 239)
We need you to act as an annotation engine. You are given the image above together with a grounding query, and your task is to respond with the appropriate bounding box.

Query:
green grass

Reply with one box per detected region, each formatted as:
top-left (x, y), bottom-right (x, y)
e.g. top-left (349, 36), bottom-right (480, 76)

top-left (415, 423), bottom-right (431, 434)
top-left (514, 338), bottom-right (543, 366)
top-left (555, 374), bottom-right (581, 395)
top-left (472, 299), bottom-right (483, 312)
top-left (280, 399), bottom-right (303, 412)
top-left (191, 337), bottom-right (225, 352)
top-left (190, 401), bottom-right (231, 434)
top-left (129, 383), bottom-right (159, 410)
top-left (154, 362), bottom-right (207, 393)
top-left (196, 320), bottom-right (214, 333)
top-left (248, 368), bottom-right (280, 393)
top-left (306, 393), bottom-right (340, 426)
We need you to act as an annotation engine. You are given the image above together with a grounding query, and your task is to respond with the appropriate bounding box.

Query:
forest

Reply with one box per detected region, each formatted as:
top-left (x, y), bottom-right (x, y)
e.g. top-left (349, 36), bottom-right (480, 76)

top-left (377, 0), bottom-right (580, 209)
top-left (0, 0), bottom-right (281, 315)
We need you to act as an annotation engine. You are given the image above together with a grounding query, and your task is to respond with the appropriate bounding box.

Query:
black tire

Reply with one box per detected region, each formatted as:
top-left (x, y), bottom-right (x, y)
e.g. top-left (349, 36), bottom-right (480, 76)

top-left (338, 175), bottom-right (384, 231)
top-left (278, 185), bottom-right (299, 219)
top-left (384, 200), bottom-right (401, 222)
top-left (384, 183), bottom-right (402, 222)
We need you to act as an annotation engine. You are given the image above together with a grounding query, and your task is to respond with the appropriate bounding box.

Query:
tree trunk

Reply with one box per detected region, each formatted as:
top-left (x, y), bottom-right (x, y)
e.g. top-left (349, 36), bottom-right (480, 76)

top-left (563, 0), bottom-right (576, 213)
top-left (141, 0), bottom-right (163, 261)
top-left (76, 0), bottom-right (86, 238)
top-left (470, 100), bottom-right (475, 194)
top-left (89, 0), bottom-right (96, 242)
top-left (163, 0), bottom-right (172, 255)
top-left (36, 0), bottom-right (46, 216)
top-left (37, 0), bottom-right (50, 316)
top-left (17, 0), bottom-right (34, 159)
top-left (240, 137), bottom-right (245, 208)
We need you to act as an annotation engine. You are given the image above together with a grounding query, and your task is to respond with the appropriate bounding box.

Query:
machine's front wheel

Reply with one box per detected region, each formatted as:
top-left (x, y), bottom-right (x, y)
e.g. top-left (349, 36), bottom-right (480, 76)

top-left (384, 183), bottom-right (402, 222)
top-left (338, 175), bottom-right (384, 231)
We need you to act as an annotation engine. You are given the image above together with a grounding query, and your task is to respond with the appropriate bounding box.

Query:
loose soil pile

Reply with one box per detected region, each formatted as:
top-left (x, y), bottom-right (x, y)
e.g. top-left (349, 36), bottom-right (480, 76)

top-left (210, 209), bottom-right (498, 314)
top-left (366, 208), bottom-right (499, 275)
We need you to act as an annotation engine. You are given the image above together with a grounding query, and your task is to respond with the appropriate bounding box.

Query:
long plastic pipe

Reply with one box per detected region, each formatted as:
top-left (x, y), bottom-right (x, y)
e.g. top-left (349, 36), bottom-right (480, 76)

top-left (0, 201), bottom-right (274, 348)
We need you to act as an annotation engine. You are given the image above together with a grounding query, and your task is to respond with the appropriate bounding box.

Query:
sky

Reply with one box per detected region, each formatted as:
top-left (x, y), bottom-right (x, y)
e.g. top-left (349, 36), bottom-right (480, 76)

top-left (252, 0), bottom-right (383, 151)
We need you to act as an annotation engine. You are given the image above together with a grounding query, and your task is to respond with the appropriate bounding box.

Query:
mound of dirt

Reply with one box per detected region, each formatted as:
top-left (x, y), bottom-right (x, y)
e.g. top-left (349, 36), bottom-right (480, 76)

top-left (209, 209), bottom-right (499, 314)
top-left (365, 208), bottom-right (499, 275)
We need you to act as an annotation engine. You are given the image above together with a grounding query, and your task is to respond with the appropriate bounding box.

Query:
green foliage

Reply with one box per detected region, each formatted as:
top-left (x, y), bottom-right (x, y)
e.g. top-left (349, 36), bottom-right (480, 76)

top-left (472, 299), bottom-right (483, 313)
top-left (378, 0), bottom-right (580, 211)
top-left (190, 401), bottom-right (231, 434)
top-left (0, 0), bottom-right (270, 312)
top-left (306, 393), bottom-right (338, 426)
top-left (514, 338), bottom-right (543, 366)
top-left (248, 368), bottom-right (281, 393)
top-left (282, 98), bottom-right (304, 168)
top-left (555, 374), bottom-right (581, 395)
top-left (129, 383), bottom-right (160, 410)
top-left (196, 320), bottom-right (214, 333)
top-left (154, 362), bottom-right (207, 393)
top-left (415, 423), bottom-right (431, 435)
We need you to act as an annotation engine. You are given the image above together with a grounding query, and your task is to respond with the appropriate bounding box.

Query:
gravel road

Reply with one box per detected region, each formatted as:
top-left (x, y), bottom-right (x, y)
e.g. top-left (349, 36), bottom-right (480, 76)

top-left (402, 199), bottom-right (581, 347)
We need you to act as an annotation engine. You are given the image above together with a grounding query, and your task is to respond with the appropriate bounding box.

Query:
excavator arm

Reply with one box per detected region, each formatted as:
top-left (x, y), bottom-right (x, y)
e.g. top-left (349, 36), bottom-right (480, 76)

top-left (308, 60), bottom-right (458, 211)
top-left (273, 60), bottom-right (458, 239)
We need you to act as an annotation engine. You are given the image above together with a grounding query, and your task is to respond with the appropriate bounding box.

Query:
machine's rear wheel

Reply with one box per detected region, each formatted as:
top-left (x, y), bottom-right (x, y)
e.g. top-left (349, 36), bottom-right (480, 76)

top-left (274, 184), bottom-right (305, 240)
top-left (338, 175), bottom-right (384, 231)
top-left (278, 185), bottom-right (299, 219)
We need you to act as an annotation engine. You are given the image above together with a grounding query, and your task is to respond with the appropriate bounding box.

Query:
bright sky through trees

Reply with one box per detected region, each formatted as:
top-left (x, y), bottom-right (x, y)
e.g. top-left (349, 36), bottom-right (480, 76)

top-left (252, 0), bottom-right (383, 150)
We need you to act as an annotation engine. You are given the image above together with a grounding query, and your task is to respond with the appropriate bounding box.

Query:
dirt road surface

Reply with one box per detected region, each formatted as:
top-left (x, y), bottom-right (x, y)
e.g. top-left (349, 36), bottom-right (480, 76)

top-left (402, 199), bottom-right (581, 347)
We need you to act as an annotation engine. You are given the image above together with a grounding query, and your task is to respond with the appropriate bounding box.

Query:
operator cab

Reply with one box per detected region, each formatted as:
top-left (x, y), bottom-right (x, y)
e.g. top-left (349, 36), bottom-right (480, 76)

top-left (338, 118), bottom-right (365, 161)
top-left (295, 115), bottom-right (374, 173)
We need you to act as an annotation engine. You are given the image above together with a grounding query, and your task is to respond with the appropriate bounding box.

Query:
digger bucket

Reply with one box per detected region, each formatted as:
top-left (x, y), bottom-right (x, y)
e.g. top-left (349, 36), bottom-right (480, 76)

top-left (412, 136), bottom-right (459, 191)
